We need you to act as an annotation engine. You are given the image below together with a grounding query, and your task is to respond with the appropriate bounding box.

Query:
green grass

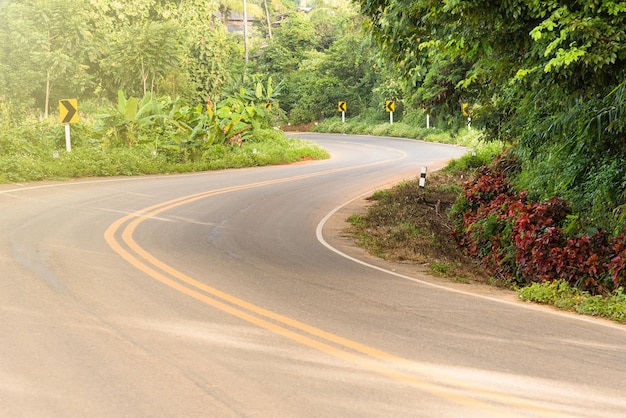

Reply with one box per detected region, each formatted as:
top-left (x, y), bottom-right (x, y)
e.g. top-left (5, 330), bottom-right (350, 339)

top-left (0, 129), bottom-right (329, 183)
top-left (312, 116), bottom-right (486, 148)
top-left (347, 213), bottom-right (366, 227)
top-left (518, 280), bottom-right (626, 323)
top-left (430, 262), bottom-right (452, 275)
top-left (369, 189), bottom-right (391, 200)
top-left (443, 141), bottom-right (505, 174)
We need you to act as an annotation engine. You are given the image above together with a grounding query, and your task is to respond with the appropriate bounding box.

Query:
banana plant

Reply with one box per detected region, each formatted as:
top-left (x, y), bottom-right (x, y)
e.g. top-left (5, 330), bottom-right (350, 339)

top-left (96, 90), bottom-right (270, 162)
top-left (95, 90), bottom-right (162, 147)
top-left (210, 97), bottom-right (253, 143)
top-left (161, 104), bottom-right (212, 162)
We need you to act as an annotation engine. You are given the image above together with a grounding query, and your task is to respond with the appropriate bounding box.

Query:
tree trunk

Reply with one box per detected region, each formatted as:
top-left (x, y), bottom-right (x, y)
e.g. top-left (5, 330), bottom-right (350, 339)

top-left (45, 70), bottom-right (51, 119)
top-left (141, 59), bottom-right (148, 95)
top-left (45, 29), bottom-right (51, 119)
top-left (243, 0), bottom-right (248, 64)
top-left (264, 0), bottom-right (272, 39)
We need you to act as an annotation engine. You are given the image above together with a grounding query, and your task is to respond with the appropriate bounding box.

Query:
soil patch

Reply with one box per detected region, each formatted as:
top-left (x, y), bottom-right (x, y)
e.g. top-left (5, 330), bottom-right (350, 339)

top-left (344, 170), bottom-right (493, 284)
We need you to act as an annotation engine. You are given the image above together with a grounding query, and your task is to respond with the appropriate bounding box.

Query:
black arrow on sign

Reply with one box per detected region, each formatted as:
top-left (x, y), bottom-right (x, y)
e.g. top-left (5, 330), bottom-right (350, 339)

top-left (60, 100), bottom-right (77, 124)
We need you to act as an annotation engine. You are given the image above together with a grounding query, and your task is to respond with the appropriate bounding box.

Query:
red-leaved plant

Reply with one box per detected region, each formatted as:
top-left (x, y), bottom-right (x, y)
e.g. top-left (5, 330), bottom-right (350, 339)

top-left (450, 155), bottom-right (626, 295)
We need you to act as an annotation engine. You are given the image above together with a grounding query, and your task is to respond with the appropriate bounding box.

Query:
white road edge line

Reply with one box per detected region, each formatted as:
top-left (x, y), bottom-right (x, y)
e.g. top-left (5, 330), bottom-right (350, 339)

top-left (316, 190), bottom-right (626, 332)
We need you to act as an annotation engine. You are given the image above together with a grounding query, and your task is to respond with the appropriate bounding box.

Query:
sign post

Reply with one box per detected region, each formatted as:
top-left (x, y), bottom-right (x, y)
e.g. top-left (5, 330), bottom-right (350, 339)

top-left (462, 103), bottom-right (471, 130)
top-left (59, 99), bottom-right (78, 152)
top-left (64, 124), bottom-right (71, 152)
top-left (385, 101), bottom-right (395, 125)
top-left (338, 101), bottom-right (347, 123)
top-left (421, 103), bottom-right (430, 128)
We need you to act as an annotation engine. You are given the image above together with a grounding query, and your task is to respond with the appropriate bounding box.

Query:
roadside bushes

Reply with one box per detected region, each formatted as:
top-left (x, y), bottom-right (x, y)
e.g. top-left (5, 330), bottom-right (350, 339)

top-left (450, 154), bottom-right (626, 295)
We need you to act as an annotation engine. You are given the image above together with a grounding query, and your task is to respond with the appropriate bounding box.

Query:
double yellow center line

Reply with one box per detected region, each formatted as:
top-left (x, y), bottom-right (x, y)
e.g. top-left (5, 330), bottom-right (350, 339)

top-left (104, 159), bottom-right (564, 417)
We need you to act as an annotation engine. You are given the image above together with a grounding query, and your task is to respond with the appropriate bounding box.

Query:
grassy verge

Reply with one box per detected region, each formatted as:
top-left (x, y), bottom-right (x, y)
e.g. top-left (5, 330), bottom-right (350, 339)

top-left (0, 129), bottom-right (329, 183)
top-left (312, 116), bottom-right (483, 148)
top-left (519, 281), bottom-right (626, 323)
top-left (346, 143), bottom-right (626, 324)
top-left (345, 158), bottom-right (497, 284)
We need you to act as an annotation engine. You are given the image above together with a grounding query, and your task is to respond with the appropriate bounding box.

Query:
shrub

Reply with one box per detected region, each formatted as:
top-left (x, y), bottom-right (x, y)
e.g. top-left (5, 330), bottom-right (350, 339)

top-left (388, 123), bottom-right (420, 139)
top-left (519, 281), bottom-right (626, 323)
top-left (444, 143), bottom-right (505, 174)
top-left (518, 280), bottom-right (581, 309)
top-left (451, 154), bottom-right (626, 294)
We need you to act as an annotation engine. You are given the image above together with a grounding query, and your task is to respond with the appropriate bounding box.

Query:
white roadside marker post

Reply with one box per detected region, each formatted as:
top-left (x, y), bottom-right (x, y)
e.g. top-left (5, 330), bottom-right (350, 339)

top-left (419, 166), bottom-right (427, 188)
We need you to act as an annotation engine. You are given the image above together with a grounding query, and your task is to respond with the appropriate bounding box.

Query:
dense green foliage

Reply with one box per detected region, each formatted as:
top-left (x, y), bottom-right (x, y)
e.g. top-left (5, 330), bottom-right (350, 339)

top-left (0, 0), bottom-right (244, 111)
top-left (0, 0), bottom-right (353, 180)
top-left (1, 0), bottom-right (623, 227)
top-left (0, 0), bottom-right (422, 142)
top-left (253, 9), bottom-right (388, 123)
top-left (0, 0), bottom-right (403, 123)
top-left (357, 0), bottom-right (626, 233)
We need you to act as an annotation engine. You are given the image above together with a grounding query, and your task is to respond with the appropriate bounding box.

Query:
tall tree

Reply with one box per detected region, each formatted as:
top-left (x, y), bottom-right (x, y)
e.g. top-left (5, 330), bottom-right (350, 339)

top-left (101, 20), bottom-right (182, 96)
top-left (0, 0), bottom-right (94, 117)
top-left (256, 10), bottom-right (320, 75)
top-left (167, 0), bottom-right (241, 102)
top-left (357, 0), bottom-right (626, 229)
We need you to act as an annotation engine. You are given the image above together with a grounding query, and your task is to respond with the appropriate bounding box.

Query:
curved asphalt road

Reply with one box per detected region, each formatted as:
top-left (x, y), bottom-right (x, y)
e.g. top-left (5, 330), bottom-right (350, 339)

top-left (0, 133), bottom-right (625, 417)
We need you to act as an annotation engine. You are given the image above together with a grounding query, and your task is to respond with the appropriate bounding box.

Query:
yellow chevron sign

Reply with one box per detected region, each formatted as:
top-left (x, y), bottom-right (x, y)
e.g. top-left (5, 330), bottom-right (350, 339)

top-left (59, 99), bottom-right (78, 124)
top-left (338, 101), bottom-right (347, 112)
top-left (385, 101), bottom-right (395, 112)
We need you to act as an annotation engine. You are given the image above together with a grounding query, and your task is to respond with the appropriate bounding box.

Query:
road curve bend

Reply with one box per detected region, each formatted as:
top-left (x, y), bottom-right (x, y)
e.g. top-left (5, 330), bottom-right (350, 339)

top-left (0, 133), bottom-right (625, 417)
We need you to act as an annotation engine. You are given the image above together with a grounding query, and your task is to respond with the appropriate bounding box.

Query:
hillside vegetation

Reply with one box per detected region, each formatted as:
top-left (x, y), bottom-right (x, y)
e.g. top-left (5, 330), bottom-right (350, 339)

top-left (357, 0), bottom-right (626, 235)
